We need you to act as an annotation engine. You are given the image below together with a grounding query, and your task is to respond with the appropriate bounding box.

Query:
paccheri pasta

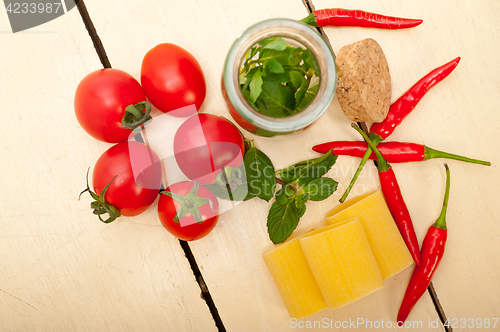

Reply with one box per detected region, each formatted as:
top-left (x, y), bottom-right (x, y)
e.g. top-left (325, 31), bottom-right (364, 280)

top-left (326, 190), bottom-right (414, 279)
top-left (263, 191), bottom-right (414, 318)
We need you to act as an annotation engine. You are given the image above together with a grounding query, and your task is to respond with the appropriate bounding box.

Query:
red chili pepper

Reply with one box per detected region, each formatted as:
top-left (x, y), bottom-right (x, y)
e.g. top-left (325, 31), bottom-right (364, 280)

top-left (301, 8), bottom-right (423, 29)
top-left (312, 141), bottom-right (491, 166)
top-left (353, 124), bottom-right (421, 265)
top-left (340, 57), bottom-right (461, 203)
top-left (397, 164), bottom-right (450, 326)
top-left (370, 57), bottom-right (461, 140)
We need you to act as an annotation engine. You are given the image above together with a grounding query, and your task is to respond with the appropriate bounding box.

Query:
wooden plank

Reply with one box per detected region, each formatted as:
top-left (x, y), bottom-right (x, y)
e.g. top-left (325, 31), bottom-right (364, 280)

top-left (0, 8), bottom-right (216, 332)
top-left (79, 0), bottom-right (453, 331)
top-left (312, 0), bottom-right (500, 328)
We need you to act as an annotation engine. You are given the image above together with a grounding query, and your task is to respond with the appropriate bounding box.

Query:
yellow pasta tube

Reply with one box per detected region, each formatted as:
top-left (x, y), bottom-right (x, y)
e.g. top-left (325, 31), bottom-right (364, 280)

top-left (262, 237), bottom-right (327, 319)
top-left (299, 218), bottom-right (384, 309)
top-left (325, 190), bottom-right (414, 279)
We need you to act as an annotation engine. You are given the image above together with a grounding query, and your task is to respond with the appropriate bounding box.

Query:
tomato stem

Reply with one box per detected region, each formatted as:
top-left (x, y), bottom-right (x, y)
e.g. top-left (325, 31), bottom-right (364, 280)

top-left (244, 138), bottom-right (256, 149)
top-left (160, 181), bottom-right (218, 224)
top-left (121, 101), bottom-right (153, 130)
top-left (79, 168), bottom-right (121, 223)
top-left (216, 166), bottom-right (244, 190)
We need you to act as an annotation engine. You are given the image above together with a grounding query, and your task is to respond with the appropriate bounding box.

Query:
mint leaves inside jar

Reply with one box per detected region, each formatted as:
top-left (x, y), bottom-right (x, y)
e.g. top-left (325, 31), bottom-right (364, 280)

top-left (239, 37), bottom-right (320, 118)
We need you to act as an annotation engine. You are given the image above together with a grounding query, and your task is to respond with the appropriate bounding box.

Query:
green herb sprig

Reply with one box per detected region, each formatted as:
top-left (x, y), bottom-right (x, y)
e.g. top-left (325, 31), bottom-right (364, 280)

top-left (239, 37), bottom-right (320, 118)
top-left (269, 151), bottom-right (338, 244)
top-left (205, 143), bottom-right (338, 244)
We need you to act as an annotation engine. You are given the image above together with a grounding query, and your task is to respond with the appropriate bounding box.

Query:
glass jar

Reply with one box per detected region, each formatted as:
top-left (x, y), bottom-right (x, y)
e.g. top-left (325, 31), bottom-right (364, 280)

top-left (222, 18), bottom-right (337, 137)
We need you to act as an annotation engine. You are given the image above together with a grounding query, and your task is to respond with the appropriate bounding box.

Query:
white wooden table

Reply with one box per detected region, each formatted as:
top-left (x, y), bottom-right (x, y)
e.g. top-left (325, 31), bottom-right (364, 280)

top-left (1, 0), bottom-right (499, 331)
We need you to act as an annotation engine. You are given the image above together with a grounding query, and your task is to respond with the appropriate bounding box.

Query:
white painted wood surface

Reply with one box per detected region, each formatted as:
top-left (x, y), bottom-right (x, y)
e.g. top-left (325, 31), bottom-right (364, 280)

top-left (2, 0), bottom-right (499, 331)
top-left (80, 0), bottom-right (447, 331)
top-left (0, 8), bottom-right (215, 332)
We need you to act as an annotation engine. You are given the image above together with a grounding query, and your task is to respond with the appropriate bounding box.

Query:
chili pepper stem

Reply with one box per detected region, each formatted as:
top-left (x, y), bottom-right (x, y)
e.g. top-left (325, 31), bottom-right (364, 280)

top-left (300, 13), bottom-right (318, 27)
top-left (351, 124), bottom-right (390, 172)
top-left (340, 132), bottom-right (382, 203)
top-left (424, 146), bottom-right (490, 166)
top-left (434, 164), bottom-right (451, 230)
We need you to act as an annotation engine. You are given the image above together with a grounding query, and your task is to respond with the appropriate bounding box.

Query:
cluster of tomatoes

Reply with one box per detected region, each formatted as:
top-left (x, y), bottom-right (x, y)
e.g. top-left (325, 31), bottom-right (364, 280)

top-left (75, 43), bottom-right (245, 241)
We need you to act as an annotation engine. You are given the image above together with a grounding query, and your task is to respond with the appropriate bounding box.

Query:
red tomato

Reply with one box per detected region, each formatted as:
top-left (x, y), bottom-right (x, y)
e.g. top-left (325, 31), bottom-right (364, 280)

top-left (158, 181), bottom-right (219, 241)
top-left (141, 43), bottom-right (206, 117)
top-left (173, 113), bottom-right (245, 184)
top-left (75, 68), bottom-right (146, 143)
top-left (93, 141), bottom-right (161, 217)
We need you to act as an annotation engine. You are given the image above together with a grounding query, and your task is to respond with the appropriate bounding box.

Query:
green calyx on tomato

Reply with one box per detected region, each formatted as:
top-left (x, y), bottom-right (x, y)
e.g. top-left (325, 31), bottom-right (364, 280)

top-left (79, 168), bottom-right (121, 223)
top-left (74, 68), bottom-right (148, 143)
top-left (160, 181), bottom-right (217, 224)
top-left (121, 101), bottom-right (153, 131)
top-left (216, 166), bottom-right (243, 191)
top-left (87, 141), bottom-right (161, 219)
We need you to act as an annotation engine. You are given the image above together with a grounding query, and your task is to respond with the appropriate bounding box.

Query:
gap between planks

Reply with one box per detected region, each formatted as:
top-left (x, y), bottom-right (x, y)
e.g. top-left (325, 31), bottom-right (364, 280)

top-left (73, 0), bottom-right (224, 330)
top-left (73, 1), bottom-right (452, 331)
top-left (304, 0), bottom-right (452, 331)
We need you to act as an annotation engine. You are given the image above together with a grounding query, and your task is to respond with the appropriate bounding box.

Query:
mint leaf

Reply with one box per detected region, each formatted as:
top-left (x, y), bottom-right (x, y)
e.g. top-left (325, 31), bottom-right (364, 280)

top-left (277, 151), bottom-right (338, 186)
top-left (254, 81), bottom-right (295, 117)
top-left (298, 178), bottom-right (338, 201)
top-left (264, 59), bottom-right (285, 74)
top-left (288, 47), bottom-right (303, 66)
top-left (262, 71), bottom-right (290, 83)
top-left (244, 46), bottom-right (258, 71)
top-left (296, 81), bottom-right (319, 112)
top-left (275, 184), bottom-right (296, 205)
top-left (277, 160), bottom-right (309, 183)
top-left (295, 198), bottom-right (307, 218)
top-left (249, 68), bottom-right (264, 103)
top-left (267, 200), bottom-right (301, 244)
top-left (244, 147), bottom-right (276, 202)
top-left (239, 39), bottom-right (320, 119)
top-left (294, 152), bottom-right (338, 186)
top-left (289, 70), bottom-right (305, 90)
top-left (241, 66), bottom-right (259, 91)
top-left (302, 48), bottom-right (319, 75)
top-left (259, 48), bottom-right (294, 66)
top-left (294, 77), bottom-right (310, 107)
top-left (263, 37), bottom-right (287, 51)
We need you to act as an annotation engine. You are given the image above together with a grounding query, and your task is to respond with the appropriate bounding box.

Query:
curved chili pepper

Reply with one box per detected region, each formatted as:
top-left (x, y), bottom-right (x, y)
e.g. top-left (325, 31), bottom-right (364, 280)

top-left (370, 57), bottom-right (461, 140)
top-left (312, 141), bottom-right (490, 166)
top-left (301, 8), bottom-right (423, 29)
top-left (397, 164), bottom-right (450, 326)
top-left (353, 124), bottom-right (421, 265)
top-left (340, 57), bottom-right (461, 203)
